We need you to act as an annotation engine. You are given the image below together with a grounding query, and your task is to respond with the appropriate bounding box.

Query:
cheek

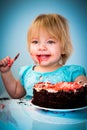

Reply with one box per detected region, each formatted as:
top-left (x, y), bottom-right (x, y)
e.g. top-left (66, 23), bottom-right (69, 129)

top-left (30, 51), bottom-right (37, 63)
top-left (52, 47), bottom-right (62, 59)
top-left (29, 46), bottom-right (37, 62)
top-left (30, 51), bottom-right (35, 58)
top-left (55, 50), bottom-right (61, 55)
top-left (51, 46), bottom-right (61, 54)
top-left (30, 45), bottom-right (36, 55)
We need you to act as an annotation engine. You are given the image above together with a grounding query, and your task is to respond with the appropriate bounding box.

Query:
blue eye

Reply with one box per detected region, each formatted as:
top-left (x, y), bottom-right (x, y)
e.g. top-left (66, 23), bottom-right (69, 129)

top-left (47, 40), bottom-right (55, 44)
top-left (32, 41), bottom-right (38, 44)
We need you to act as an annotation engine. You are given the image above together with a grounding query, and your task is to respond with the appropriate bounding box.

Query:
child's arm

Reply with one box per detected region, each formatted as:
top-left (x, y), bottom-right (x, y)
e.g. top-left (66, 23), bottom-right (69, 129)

top-left (75, 75), bottom-right (87, 85)
top-left (0, 56), bottom-right (26, 98)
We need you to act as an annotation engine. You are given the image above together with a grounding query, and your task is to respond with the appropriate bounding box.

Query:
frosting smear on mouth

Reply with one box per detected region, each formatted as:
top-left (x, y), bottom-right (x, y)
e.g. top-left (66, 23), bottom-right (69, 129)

top-left (37, 55), bottom-right (50, 64)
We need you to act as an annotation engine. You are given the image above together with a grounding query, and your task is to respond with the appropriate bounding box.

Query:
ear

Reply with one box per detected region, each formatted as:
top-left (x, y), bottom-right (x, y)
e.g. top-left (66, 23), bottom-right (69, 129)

top-left (61, 49), bottom-right (65, 55)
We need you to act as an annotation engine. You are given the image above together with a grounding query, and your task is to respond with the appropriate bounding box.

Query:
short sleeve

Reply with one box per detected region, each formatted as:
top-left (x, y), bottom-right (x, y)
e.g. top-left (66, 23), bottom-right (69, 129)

top-left (70, 65), bottom-right (86, 81)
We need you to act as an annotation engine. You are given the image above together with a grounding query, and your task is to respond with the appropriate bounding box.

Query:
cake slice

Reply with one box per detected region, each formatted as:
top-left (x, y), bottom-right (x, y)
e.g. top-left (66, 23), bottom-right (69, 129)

top-left (32, 82), bottom-right (87, 109)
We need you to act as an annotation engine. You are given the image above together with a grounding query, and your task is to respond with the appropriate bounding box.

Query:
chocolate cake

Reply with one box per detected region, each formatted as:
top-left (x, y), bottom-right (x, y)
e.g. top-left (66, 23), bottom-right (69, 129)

top-left (32, 82), bottom-right (87, 109)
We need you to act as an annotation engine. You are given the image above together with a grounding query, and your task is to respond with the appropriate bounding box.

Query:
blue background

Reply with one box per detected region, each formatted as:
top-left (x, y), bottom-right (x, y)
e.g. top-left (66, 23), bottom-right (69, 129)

top-left (0, 0), bottom-right (87, 97)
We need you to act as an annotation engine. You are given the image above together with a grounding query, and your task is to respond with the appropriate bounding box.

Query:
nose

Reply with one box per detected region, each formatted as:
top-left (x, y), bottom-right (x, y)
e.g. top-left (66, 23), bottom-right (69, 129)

top-left (38, 43), bottom-right (47, 51)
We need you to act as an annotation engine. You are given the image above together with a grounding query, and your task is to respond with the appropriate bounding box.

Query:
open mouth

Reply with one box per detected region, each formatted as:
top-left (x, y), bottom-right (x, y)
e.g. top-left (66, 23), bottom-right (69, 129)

top-left (36, 54), bottom-right (51, 64)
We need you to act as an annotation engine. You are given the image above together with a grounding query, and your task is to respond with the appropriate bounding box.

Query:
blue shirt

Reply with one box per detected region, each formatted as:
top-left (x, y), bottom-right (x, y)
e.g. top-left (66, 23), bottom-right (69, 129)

top-left (19, 65), bottom-right (86, 97)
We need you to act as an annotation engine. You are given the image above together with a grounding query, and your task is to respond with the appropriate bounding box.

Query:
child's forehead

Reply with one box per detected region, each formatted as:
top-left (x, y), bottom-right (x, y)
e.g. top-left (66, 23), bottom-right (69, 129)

top-left (32, 28), bottom-right (47, 33)
top-left (30, 21), bottom-right (53, 33)
top-left (28, 23), bottom-right (61, 41)
top-left (30, 26), bottom-right (52, 37)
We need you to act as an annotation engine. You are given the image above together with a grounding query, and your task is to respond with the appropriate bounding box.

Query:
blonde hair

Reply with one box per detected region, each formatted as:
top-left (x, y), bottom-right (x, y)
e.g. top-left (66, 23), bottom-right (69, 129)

top-left (27, 14), bottom-right (73, 65)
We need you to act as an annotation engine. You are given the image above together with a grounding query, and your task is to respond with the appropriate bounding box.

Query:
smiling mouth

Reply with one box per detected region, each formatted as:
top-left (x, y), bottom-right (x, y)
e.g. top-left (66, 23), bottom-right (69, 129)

top-left (36, 55), bottom-right (51, 64)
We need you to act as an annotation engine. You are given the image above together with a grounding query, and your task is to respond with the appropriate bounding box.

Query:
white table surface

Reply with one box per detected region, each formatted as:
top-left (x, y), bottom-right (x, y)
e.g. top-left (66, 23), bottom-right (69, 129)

top-left (0, 98), bottom-right (87, 130)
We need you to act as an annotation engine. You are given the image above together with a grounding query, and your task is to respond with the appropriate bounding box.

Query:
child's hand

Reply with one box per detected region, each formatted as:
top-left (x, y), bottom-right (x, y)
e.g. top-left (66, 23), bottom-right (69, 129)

top-left (0, 56), bottom-right (14, 73)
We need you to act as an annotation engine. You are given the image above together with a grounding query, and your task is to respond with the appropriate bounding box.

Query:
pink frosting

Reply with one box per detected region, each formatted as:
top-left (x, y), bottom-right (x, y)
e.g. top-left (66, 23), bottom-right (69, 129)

top-left (34, 82), bottom-right (83, 92)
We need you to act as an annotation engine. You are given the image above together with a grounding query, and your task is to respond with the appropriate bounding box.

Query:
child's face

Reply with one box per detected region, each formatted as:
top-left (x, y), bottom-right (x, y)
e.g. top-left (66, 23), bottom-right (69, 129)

top-left (29, 28), bottom-right (62, 67)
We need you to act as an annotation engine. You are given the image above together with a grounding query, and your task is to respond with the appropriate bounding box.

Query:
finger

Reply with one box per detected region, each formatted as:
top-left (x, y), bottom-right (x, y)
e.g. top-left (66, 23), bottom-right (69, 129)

top-left (7, 59), bottom-right (14, 67)
top-left (0, 58), bottom-right (8, 67)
